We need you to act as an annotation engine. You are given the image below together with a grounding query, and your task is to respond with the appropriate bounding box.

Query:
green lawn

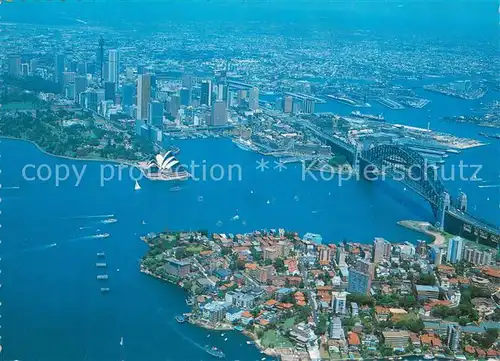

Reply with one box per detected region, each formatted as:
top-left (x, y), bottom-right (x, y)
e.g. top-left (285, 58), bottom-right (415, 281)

top-left (260, 330), bottom-right (293, 348)
top-left (281, 317), bottom-right (296, 330)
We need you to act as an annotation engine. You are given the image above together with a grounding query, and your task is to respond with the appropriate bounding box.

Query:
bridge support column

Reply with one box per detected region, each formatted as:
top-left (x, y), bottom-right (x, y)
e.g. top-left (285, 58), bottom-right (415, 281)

top-left (353, 144), bottom-right (362, 175)
top-left (436, 192), bottom-right (451, 231)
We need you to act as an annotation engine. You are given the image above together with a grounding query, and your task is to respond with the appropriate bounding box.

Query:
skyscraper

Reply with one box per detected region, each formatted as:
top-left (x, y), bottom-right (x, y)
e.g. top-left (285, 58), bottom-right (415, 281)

top-left (180, 87), bottom-right (191, 106)
top-left (372, 237), bottom-right (391, 264)
top-left (201, 80), bottom-right (212, 106)
top-left (347, 259), bottom-right (374, 295)
top-left (304, 99), bottom-right (315, 114)
top-left (282, 95), bottom-right (293, 113)
top-left (210, 100), bottom-right (227, 126)
top-left (332, 292), bottom-right (347, 315)
top-left (104, 81), bottom-right (116, 102)
top-left (148, 101), bottom-right (164, 128)
top-left (169, 95), bottom-right (181, 118)
top-left (137, 73), bottom-right (152, 120)
top-left (447, 236), bottom-right (464, 264)
top-left (108, 49), bottom-right (119, 87)
top-left (55, 54), bottom-right (65, 83)
top-left (336, 247), bottom-right (347, 267)
top-left (74, 76), bottom-right (88, 104)
top-left (122, 83), bottom-right (135, 107)
top-left (8, 56), bottom-right (21, 77)
top-left (248, 87), bottom-right (259, 111)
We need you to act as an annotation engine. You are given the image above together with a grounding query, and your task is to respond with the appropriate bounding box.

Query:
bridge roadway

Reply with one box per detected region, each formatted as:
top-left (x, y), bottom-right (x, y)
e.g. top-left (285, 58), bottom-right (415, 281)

top-left (301, 120), bottom-right (500, 243)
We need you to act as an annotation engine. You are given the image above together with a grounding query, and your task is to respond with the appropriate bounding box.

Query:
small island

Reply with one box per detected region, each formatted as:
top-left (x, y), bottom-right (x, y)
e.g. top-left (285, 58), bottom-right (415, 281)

top-left (140, 229), bottom-right (500, 361)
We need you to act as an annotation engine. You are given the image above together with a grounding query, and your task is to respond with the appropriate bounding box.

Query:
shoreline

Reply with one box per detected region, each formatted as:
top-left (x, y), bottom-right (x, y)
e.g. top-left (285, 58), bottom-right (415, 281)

top-left (397, 220), bottom-right (446, 247)
top-left (0, 136), bottom-right (139, 166)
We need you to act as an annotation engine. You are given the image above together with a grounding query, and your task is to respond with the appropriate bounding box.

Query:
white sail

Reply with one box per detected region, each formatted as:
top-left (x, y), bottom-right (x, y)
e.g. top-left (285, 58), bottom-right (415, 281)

top-left (134, 180), bottom-right (141, 190)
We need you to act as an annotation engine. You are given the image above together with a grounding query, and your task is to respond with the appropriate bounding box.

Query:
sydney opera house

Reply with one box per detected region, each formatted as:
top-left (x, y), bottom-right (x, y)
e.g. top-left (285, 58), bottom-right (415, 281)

top-left (137, 151), bottom-right (190, 181)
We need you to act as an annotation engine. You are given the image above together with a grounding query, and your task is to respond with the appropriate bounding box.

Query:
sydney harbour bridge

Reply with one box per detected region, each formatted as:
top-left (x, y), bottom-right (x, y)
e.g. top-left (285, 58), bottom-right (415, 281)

top-left (303, 121), bottom-right (500, 248)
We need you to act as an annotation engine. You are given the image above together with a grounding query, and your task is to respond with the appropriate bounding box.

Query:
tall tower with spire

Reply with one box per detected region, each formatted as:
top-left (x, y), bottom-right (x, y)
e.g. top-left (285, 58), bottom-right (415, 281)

top-left (98, 36), bottom-right (105, 83)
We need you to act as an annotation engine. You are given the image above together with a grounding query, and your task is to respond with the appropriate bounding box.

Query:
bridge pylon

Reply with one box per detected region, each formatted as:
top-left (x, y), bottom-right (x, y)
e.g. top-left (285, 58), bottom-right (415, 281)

top-left (353, 144), bottom-right (362, 175)
top-left (436, 191), bottom-right (451, 231)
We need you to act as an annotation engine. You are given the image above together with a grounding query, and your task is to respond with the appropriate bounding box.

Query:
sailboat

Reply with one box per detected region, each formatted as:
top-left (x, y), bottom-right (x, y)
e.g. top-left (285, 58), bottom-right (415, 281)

top-left (134, 180), bottom-right (141, 191)
top-left (120, 336), bottom-right (124, 346)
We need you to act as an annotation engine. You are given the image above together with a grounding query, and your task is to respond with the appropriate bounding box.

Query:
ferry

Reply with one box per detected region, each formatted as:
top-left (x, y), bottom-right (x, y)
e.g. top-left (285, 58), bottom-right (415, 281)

top-left (96, 262), bottom-right (107, 267)
top-left (100, 287), bottom-right (110, 292)
top-left (102, 218), bottom-right (118, 224)
top-left (350, 110), bottom-right (385, 122)
top-left (97, 275), bottom-right (109, 280)
top-left (175, 315), bottom-right (186, 323)
top-left (93, 233), bottom-right (110, 239)
top-left (203, 345), bottom-right (225, 359)
top-left (97, 252), bottom-right (106, 257)
top-left (233, 137), bottom-right (257, 152)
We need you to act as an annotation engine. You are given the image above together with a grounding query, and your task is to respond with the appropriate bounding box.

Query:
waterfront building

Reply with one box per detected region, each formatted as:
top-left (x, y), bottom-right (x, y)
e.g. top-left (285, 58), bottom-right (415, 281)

top-left (372, 237), bottom-right (391, 264)
top-left (163, 258), bottom-right (191, 278)
top-left (447, 236), bottom-right (464, 264)
top-left (108, 49), bottom-right (119, 86)
top-left (382, 331), bottom-right (410, 348)
top-left (303, 99), bottom-right (315, 114)
top-left (416, 240), bottom-right (427, 256)
top-left (74, 76), bottom-right (88, 104)
top-left (414, 285), bottom-right (440, 300)
top-left (210, 100), bottom-right (227, 126)
top-left (429, 245), bottom-right (443, 266)
top-left (446, 324), bottom-right (460, 351)
top-left (122, 82), bottom-right (135, 107)
top-left (462, 245), bottom-right (493, 266)
top-left (201, 80), bottom-right (212, 106)
top-left (54, 53), bottom-right (65, 83)
top-left (203, 301), bottom-right (227, 323)
top-left (137, 73), bottom-right (152, 120)
top-left (282, 95), bottom-right (293, 113)
top-left (148, 100), bottom-right (164, 128)
top-left (248, 86), bottom-right (259, 110)
top-left (104, 81), bottom-right (116, 102)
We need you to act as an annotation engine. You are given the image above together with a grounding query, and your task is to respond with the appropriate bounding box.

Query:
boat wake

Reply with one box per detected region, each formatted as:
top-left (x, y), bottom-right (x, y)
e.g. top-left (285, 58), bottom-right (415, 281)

top-left (2, 186), bottom-right (20, 190)
top-left (167, 322), bottom-right (207, 353)
top-left (1, 242), bottom-right (57, 257)
top-left (64, 214), bottom-right (115, 220)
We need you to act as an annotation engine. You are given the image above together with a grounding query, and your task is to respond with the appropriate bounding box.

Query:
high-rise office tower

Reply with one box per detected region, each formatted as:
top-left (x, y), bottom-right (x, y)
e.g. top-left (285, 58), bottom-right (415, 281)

top-left (29, 58), bottom-right (38, 75)
top-left (137, 65), bottom-right (146, 75)
top-left (447, 236), bottom-right (464, 264)
top-left (108, 49), bottom-right (119, 86)
top-left (55, 54), bottom-right (65, 83)
top-left (282, 95), bottom-right (293, 113)
top-left (77, 62), bottom-right (87, 76)
top-left (210, 100), bottom-right (227, 126)
top-left (137, 73), bottom-right (152, 120)
top-left (148, 100), bottom-right (164, 128)
top-left (21, 63), bottom-right (29, 77)
top-left (169, 95), bottom-right (181, 118)
top-left (347, 259), bottom-right (374, 295)
top-left (201, 80), bottom-right (212, 106)
top-left (104, 81), bottom-right (116, 102)
top-left (180, 87), bottom-right (191, 106)
top-left (74, 76), bottom-right (88, 104)
top-left (85, 89), bottom-right (98, 111)
top-left (62, 72), bottom-right (75, 96)
top-left (248, 87), bottom-right (259, 111)
top-left (122, 83), bottom-right (135, 107)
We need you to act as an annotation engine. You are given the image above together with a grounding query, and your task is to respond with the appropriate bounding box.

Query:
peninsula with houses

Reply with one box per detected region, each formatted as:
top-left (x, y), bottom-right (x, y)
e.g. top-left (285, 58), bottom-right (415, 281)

top-left (140, 229), bottom-right (500, 361)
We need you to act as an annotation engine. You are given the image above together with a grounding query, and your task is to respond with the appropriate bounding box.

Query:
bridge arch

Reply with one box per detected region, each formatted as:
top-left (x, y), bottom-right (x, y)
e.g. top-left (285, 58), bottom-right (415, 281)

top-left (361, 144), bottom-right (447, 210)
